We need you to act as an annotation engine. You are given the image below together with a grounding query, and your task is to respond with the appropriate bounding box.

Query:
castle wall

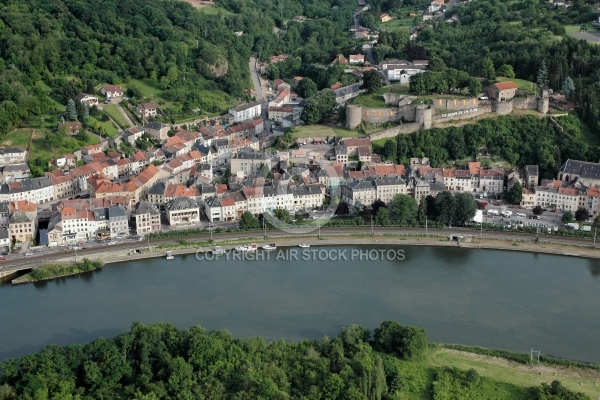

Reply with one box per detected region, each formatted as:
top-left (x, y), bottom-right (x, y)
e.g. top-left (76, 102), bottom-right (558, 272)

top-left (432, 105), bottom-right (492, 124)
top-left (383, 93), bottom-right (404, 106)
top-left (361, 107), bottom-right (403, 124)
top-left (434, 98), bottom-right (479, 110)
top-left (513, 96), bottom-right (538, 110)
top-left (492, 101), bottom-right (513, 115)
top-left (369, 123), bottom-right (422, 140)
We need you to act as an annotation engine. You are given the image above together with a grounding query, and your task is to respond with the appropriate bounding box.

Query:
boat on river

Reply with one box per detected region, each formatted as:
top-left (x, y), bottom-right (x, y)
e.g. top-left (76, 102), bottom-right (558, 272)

top-left (165, 251), bottom-right (174, 260)
top-left (299, 243), bottom-right (310, 248)
top-left (262, 243), bottom-right (277, 250)
top-left (235, 243), bottom-right (257, 252)
top-left (212, 246), bottom-right (224, 255)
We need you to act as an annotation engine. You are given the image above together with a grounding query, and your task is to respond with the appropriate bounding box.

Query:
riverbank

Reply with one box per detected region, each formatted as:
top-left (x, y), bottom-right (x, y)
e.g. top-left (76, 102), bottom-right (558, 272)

top-left (8, 230), bottom-right (600, 284)
top-left (98, 233), bottom-right (600, 266)
top-left (12, 231), bottom-right (600, 284)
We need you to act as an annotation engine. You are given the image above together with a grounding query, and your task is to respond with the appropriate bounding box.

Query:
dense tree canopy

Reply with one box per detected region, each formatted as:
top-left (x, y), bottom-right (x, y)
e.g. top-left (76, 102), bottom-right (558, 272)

top-left (0, 322), bottom-right (588, 399)
top-left (376, 115), bottom-right (599, 178)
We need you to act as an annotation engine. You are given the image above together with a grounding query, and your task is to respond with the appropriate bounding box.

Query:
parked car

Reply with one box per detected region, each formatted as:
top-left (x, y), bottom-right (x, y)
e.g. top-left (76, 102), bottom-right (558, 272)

top-left (0, 256), bottom-right (7, 261)
top-left (25, 252), bottom-right (34, 256)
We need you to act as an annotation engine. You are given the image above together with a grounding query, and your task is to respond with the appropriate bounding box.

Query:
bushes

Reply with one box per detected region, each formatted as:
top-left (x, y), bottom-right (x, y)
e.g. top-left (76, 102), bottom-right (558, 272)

top-left (25, 259), bottom-right (102, 282)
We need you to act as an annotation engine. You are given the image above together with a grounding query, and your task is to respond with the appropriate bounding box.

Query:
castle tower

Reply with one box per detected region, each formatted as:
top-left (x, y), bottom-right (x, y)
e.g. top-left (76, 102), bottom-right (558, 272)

top-left (346, 104), bottom-right (362, 130)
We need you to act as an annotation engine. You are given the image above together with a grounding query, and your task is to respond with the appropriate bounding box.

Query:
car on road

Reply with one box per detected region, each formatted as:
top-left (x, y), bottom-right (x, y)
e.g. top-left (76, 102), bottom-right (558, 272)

top-left (25, 252), bottom-right (34, 256)
top-left (0, 256), bottom-right (7, 261)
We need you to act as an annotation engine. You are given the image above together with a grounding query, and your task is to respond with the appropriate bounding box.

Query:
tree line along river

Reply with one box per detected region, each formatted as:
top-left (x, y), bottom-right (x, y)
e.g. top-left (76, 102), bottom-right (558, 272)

top-left (1, 245), bottom-right (599, 362)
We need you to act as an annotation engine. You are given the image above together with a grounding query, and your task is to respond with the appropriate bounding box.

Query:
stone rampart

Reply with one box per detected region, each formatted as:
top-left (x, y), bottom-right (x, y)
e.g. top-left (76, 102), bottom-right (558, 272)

top-left (434, 98), bottom-right (479, 110)
top-left (432, 105), bottom-right (492, 124)
top-left (369, 123), bottom-right (422, 140)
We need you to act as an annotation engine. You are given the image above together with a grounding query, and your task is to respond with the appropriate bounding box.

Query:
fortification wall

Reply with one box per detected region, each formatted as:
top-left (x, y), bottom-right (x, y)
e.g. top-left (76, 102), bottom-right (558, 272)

top-left (361, 107), bottom-right (403, 124)
top-left (513, 96), bottom-right (538, 110)
top-left (492, 101), bottom-right (513, 115)
top-left (383, 93), bottom-right (404, 106)
top-left (399, 104), bottom-right (416, 121)
top-left (369, 122), bottom-right (422, 140)
top-left (434, 98), bottom-right (479, 110)
top-left (432, 105), bottom-right (492, 124)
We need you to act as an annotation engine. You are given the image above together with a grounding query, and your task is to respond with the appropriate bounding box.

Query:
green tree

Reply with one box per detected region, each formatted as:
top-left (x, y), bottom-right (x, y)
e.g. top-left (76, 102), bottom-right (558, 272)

top-left (496, 64), bottom-right (515, 79)
top-left (389, 194), bottom-right (417, 225)
top-left (66, 99), bottom-right (78, 121)
top-left (561, 211), bottom-right (574, 224)
top-left (481, 58), bottom-right (495, 79)
top-left (362, 70), bottom-right (382, 94)
top-left (274, 208), bottom-right (292, 223)
top-left (76, 130), bottom-right (89, 142)
top-left (506, 182), bottom-right (523, 205)
top-left (375, 207), bottom-right (390, 226)
top-left (453, 193), bottom-right (477, 226)
top-left (301, 89), bottom-right (336, 124)
top-left (296, 77), bottom-right (317, 99)
top-left (536, 61), bottom-right (548, 87)
top-left (239, 211), bottom-right (259, 230)
top-left (561, 76), bottom-right (575, 99)
top-left (533, 205), bottom-right (544, 216)
top-left (434, 191), bottom-right (456, 226)
top-left (373, 321), bottom-right (429, 360)
top-left (574, 207), bottom-right (589, 222)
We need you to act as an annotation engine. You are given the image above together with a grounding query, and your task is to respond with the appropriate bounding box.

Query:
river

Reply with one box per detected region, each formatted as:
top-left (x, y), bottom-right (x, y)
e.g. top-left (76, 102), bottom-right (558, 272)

top-left (1, 245), bottom-right (600, 362)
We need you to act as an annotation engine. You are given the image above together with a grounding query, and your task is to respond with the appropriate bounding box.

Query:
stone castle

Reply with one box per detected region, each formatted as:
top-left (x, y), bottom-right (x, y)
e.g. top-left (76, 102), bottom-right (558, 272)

top-left (346, 87), bottom-right (550, 141)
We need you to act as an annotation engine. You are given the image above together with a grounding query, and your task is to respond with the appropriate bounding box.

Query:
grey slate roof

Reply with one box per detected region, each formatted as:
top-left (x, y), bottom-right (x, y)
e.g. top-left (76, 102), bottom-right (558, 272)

top-left (144, 121), bottom-right (168, 130)
top-left (9, 211), bottom-right (34, 224)
top-left (148, 181), bottom-right (167, 196)
top-left (559, 159), bottom-right (600, 180)
top-left (0, 227), bottom-right (9, 239)
top-left (94, 208), bottom-right (109, 222)
top-left (108, 205), bottom-right (127, 219)
top-left (166, 197), bottom-right (200, 211)
top-left (525, 165), bottom-right (539, 176)
top-left (136, 200), bottom-right (160, 216)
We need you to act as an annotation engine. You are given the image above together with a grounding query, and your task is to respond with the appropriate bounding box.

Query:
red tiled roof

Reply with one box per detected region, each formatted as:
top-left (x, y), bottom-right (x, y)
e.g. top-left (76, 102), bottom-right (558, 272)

top-left (493, 81), bottom-right (518, 90)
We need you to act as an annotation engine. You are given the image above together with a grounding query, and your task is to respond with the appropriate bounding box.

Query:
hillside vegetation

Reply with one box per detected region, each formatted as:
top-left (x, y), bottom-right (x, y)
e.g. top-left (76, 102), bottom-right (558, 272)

top-left (0, 0), bottom-right (252, 133)
top-left (0, 321), bottom-right (590, 399)
top-left (373, 115), bottom-right (599, 178)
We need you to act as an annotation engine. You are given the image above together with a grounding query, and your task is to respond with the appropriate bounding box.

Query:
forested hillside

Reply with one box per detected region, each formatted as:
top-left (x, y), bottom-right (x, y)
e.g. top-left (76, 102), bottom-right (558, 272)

top-left (375, 115), bottom-right (598, 178)
top-left (0, 321), bottom-right (588, 399)
top-left (411, 0), bottom-right (600, 134)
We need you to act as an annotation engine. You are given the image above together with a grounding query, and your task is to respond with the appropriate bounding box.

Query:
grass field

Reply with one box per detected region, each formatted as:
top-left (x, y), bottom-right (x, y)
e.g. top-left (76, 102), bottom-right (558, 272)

top-left (496, 76), bottom-right (536, 91)
top-left (127, 78), bottom-right (233, 118)
top-left (352, 83), bottom-right (411, 108)
top-left (26, 129), bottom-right (101, 162)
top-left (1, 129), bottom-right (33, 147)
top-left (290, 125), bottom-right (364, 138)
top-left (427, 348), bottom-right (600, 399)
top-left (103, 104), bottom-right (131, 129)
top-left (87, 116), bottom-right (118, 138)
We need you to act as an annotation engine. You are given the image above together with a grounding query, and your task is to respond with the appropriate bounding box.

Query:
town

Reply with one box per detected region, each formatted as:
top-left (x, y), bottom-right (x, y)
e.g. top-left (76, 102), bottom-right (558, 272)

top-left (0, 70), bottom-right (596, 257)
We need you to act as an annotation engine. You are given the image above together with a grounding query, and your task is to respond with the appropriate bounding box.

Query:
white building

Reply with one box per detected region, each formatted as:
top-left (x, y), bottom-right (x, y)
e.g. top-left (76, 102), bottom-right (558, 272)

top-left (228, 102), bottom-right (262, 123)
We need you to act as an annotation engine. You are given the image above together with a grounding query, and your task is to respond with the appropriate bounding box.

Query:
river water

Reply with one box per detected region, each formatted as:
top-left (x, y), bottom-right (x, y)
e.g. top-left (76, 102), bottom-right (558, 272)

top-left (1, 245), bottom-right (600, 362)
